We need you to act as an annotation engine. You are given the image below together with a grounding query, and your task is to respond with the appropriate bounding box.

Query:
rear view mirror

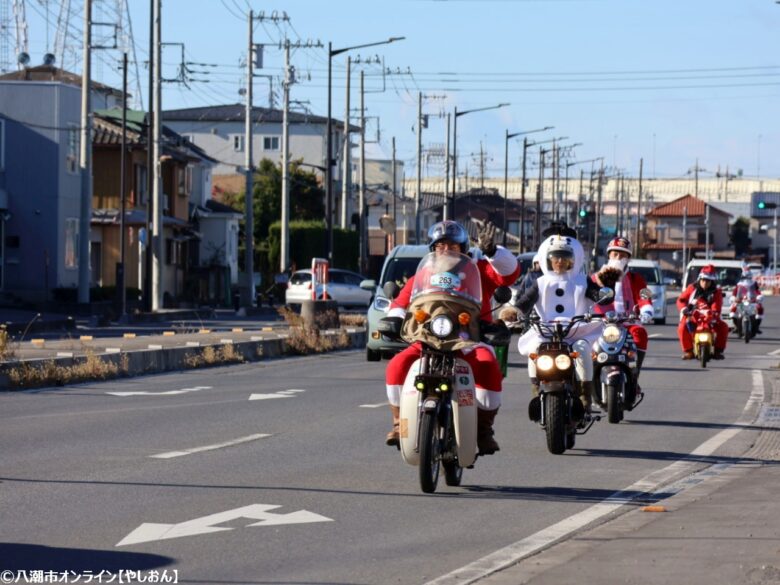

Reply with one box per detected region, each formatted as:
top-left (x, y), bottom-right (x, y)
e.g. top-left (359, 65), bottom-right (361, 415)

top-left (596, 287), bottom-right (615, 305)
top-left (360, 279), bottom-right (376, 291)
top-left (493, 286), bottom-right (512, 304)
top-left (383, 281), bottom-right (401, 300)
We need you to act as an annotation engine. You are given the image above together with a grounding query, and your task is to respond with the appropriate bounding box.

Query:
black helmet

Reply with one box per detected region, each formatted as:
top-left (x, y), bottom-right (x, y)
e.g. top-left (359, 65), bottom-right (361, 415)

top-left (427, 221), bottom-right (469, 252)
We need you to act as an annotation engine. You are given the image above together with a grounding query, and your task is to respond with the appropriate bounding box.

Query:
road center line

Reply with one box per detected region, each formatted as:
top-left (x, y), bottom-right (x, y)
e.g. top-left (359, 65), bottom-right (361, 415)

top-left (150, 433), bottom-right (271, 459)
top-left (426, 370), bottom-right (765, 585)
top-left (359, 403), bottom-right (387, 408)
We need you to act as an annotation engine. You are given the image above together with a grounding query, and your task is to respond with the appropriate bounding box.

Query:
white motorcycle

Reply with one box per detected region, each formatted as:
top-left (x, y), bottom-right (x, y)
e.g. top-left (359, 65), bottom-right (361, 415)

top-left (733, 299), bottom-right (758, 343)
top-left (381, 251), bottom-right (511, 493)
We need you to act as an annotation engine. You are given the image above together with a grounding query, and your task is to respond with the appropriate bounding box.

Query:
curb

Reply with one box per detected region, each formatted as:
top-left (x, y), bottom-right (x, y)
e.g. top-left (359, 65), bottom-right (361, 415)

top-left (0, 329), bottom-right (366, 390)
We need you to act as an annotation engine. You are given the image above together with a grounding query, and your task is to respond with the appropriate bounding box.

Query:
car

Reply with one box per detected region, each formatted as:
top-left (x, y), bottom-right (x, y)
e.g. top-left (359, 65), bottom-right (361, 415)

top-left (627, 259), bottom-right (668, 325)
top-left (285, 268), bottom-right (373, 308)
top-left (510, 252), bottom-right (537, 306)
top-left (683, 259), bottom-right (745, 320)
top-left (363, 244), bottom-right (429, 361)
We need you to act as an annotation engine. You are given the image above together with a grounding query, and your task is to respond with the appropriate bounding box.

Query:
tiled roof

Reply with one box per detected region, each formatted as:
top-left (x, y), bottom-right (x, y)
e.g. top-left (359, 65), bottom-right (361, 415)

top-left (642, 242), bottom-right (707, 250)
top-left (646, 194), bottom-right (731, 218)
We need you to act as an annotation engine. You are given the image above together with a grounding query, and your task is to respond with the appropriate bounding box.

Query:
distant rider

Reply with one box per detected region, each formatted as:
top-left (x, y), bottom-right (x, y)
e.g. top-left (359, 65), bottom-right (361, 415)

top-left (729, 266), bottom-right (763, 336)
top-left (676, 264), bottom-right (728, 360)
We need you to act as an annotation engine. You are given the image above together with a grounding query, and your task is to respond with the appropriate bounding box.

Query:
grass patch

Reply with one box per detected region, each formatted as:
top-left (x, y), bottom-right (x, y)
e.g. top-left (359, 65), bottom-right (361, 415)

top-left (0, 327), bottom-right (15, 361)
top-left (278, 306), bottom-right (352, 355)
top-left (184, 344), bottom-right (245, 368)
top-left (339, 314), bottom-right (367, 327)
top-left (7, 351), bottom-right (128, 388)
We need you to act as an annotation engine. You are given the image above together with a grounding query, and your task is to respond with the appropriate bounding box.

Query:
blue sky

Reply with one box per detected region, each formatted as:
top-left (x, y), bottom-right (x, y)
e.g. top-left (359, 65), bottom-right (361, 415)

top-left (18, 0), bottom-right (780, 179)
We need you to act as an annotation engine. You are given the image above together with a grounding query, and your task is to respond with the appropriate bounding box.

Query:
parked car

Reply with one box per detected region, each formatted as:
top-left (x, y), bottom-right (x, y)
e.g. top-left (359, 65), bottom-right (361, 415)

top-left (285, 268), bottom-right (373, 308)
top-left (627, 259), bottom-right (668, 324)
top-left (363, 244), bottom-right (429, 361)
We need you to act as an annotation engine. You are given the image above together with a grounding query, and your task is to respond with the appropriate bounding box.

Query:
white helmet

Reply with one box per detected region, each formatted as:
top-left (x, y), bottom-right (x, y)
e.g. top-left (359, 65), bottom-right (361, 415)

top-left (545, 235), bottom-right (574, 270)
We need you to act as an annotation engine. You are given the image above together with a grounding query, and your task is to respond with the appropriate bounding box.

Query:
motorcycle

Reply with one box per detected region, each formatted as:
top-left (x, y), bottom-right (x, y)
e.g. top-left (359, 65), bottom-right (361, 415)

top-left (526, 311), bottom-right (605, 455)
top-left (592, 312), bottom-right (641, 424)
top-left (592, 288), bottom-right (653, 424)
top-left (380, 251), bottom-right (511, 493)
top-left (688, 308), bottom-right (717, 368)
top-left (733, 299), bottom-right (758, 343)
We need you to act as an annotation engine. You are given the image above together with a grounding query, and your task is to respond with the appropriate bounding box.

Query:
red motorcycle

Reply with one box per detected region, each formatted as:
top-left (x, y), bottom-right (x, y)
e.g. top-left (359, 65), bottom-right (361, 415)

top-left (687, 308), bottom-right (718, 368)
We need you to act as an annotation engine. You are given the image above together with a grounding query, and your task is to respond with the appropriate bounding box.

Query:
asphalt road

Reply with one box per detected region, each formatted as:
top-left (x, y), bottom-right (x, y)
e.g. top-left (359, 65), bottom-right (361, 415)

top-left (1, 298), bottom-right (777, 584)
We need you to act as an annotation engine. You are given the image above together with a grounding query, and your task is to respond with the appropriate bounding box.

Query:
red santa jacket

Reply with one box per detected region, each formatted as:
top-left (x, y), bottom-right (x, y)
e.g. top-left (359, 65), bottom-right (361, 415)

top-left (388, 249), bottom-right (520, 323)
top-left (676, 283), bottom-right (724, 314)
top-left (591, 271), bottom-right (652, 315)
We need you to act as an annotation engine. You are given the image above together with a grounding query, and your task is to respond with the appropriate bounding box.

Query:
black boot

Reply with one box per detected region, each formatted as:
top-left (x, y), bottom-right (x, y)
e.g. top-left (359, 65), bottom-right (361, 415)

top-left (477, 408), bottom-right (500, 455)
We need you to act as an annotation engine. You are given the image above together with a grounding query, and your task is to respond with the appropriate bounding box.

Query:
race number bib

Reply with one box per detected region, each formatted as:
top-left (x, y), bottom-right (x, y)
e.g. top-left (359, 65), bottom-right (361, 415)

top-left (430, 272), bottom-right (461, 290)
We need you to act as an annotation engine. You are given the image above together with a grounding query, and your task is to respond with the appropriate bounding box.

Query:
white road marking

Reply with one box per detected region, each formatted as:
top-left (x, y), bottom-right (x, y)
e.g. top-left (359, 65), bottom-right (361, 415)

top-left (117, 504), bottom-right (332, 546)
top-left (250, 389), bottom-right (306, 400)
top-left (107, 386), bottom-right (211, 397)
top-left (150, 433), bottom-right (271, 459)
top-left (768, 348), bottom-right (780, 356)
top-left (360, 403), bottom-right (387, 408)
top-left (648, 333), bottom-right (663, 338)
top-left (148, 344), bottom-right (163, 350)
top-left (105, 348), bottom-right (121, 354)
top-left (426, 370), bottom-right (765, 585)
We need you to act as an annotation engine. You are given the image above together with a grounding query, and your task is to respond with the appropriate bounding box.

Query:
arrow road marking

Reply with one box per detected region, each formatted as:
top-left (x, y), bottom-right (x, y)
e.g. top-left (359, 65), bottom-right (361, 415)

top-left (117, 504), bottom-right (333, 546)
top-left (249, 389), bottom-right (307, 400)
top-left (107, 386), bottom-right (212, 397)
top-left (768, 348), bottom-right (780, 356)
top-left (150, 433), bottom-right (271, 459)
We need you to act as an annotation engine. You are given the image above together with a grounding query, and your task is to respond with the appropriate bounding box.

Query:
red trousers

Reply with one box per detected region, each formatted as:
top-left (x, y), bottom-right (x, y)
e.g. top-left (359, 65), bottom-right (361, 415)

top-left (626, 324), bottom-right (648, 352)
top-left (385, 342), bottom-right (503, 392)
top-left (678, 318), bottom-right (728, 352)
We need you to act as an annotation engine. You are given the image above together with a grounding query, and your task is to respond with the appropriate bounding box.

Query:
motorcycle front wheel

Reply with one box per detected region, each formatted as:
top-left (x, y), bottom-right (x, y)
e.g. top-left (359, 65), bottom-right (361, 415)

top-left (545, 392), bottom-right (567, 455)
top-left (606, 383), bottom-right (623, 424)
top-left (744, 318), bottom-right (752, 343)
top-left (700, 345), bottom-right (709, 368)
top-left (419, 410), bottom-right (441, 493)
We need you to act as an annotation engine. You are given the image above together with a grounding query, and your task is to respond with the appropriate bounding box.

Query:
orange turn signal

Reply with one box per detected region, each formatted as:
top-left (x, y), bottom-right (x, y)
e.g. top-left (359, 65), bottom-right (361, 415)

top-left (529, 352), bottom-right (538, 360)
top-left (458, 312), bottom-right (471, 326)
top-left (570, 351), bottom-right (580, 358)
top-left (414, 309), bottom-right (430, 323)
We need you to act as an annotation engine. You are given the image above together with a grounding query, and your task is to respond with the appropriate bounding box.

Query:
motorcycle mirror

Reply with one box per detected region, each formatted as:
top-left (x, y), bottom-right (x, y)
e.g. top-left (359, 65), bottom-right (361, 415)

top-left (596, 287), bottom-right (615, 305)
top-left (383, 281), bottom-right (401, 300)
top-left (493, 286), bottom-right (512, 304)
top-left (639, 287), bottom-right (655, 300)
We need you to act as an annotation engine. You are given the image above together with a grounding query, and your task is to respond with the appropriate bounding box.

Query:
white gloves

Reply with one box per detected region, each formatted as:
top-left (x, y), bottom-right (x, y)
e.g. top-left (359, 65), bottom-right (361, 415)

top-left (639, 307), bottom-right (654, 325)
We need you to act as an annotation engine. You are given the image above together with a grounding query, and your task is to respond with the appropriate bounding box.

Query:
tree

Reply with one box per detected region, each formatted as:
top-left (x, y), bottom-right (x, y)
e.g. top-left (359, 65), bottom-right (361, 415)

top-left (730, 216), bottom-right (751, 256)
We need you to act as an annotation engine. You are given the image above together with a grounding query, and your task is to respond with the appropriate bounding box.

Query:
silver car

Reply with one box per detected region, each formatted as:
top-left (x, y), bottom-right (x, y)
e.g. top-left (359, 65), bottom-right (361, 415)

top-left (285, 268), bottom-right (373, 308)
top-left (627, 259), bottom-right (668, 325)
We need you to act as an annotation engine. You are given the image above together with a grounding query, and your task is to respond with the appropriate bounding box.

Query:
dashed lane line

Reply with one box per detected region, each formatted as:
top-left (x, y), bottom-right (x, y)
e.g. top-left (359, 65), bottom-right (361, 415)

top-left (150, 433), bottom-right (271, 459)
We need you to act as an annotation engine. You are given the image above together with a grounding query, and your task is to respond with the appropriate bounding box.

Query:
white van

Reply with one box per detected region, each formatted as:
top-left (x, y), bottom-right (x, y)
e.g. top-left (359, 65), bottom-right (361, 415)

top-left (627, 259), bottom-right (668, 324)
top-left (683, 259), bottom-right (745, 320)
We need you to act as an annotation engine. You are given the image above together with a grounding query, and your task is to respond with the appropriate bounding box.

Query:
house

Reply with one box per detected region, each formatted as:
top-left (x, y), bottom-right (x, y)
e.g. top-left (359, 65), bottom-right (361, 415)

top-left (91, 109), bottom-right (240, 308)
top-left (0, 75), bottom-right (85, 302)
top-left (642, 194), bottom-right (732, 271)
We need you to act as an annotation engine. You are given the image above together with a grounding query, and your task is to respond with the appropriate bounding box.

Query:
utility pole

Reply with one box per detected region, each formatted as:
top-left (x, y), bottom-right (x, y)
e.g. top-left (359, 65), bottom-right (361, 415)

top-left (444, 113), bottom-right (450, 221)
top-left (614, 172), bottom-right (621, 235)
top-left (535, 148), bottom-right (544, 248)
top-left (143, 0), bottom-right (154, 311)
top-left (592, 162), bottom-right (604, 272)
top-left (241, 10), bottom-right (255, 309)
top-left (280, 39), bottom-right (291, 274)
top-left (415, 91), bottom-right (422, 243)
top-left (359, 70), bottom-right (366, 272)
top-left (340, 56), bottom-right (351, 229)
top-left (391, 136), bottom-right (397, 248)
top-left (682, 206), bottom-right (688, 272)
top-left (151, 0), bottom-right (162, 311)
top-left (119, 51), bottom-right (128, 319)
top-left (78, 0), bottom-right (92, 305)
top-left (520, 137), bottom-right (529, 252)
top-left (635, 158), bottom-right (643, 257)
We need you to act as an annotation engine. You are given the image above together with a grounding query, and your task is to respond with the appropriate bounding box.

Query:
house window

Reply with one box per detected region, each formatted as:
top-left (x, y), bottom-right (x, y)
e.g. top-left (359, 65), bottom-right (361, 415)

top-left (232, 135), bottom-right (244, 152)
top-left (0, 118), bottom-right (5, 172)
top-left (263, 136), bottom-right (280, 151)
top-left (183, 166), bottom-right (193, 196)
top-left (64, 218), bottom-right (79, 269)
top-left (134, 164), bottom-right (148, 206)
top-left (166, 238), bottom-right (182, 266)
top-left (183, 134), bottom-right (195, 144)
top-left (66, 126), bottom-right (79, 174)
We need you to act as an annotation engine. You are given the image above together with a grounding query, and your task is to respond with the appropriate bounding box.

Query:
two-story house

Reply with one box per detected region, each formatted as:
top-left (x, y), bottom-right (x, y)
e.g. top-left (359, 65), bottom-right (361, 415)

top-left (643, 194), bottom-right (732, 271)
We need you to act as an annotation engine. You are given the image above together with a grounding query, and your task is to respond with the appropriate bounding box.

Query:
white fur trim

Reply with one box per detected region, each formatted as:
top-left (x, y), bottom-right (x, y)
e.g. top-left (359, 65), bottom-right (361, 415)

top-left (486, 246), bottom-right (519, 276)
top-left (476, 388), bottom-right (502, 410)
top-left (386, 384), bottom-right (402, 406)
top-left (387, 307), bottom-right (406, 319)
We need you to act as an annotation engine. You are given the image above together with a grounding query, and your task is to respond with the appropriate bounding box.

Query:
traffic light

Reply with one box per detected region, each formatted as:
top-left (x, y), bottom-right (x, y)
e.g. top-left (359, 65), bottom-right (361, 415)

top-left (578, 209), bottom-right (588, 218)
top-left (759, 201), bottom-right (777, 210)
top-left (758, 200), bottom-right (766, 210)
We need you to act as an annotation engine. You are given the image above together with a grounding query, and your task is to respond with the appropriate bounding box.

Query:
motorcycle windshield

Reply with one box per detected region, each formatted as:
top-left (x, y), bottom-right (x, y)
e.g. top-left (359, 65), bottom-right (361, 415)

top-left (410, 251), bottom-right (482, 306)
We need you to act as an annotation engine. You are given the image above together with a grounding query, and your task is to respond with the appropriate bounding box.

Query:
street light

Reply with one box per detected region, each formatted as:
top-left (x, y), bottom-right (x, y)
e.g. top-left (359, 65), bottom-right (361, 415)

top-left (503, 126), bottom-right (553, 247)
top-left (450, 103), bottom-right (510, 221)
top-left (326, 36), bottom-right (405, 264)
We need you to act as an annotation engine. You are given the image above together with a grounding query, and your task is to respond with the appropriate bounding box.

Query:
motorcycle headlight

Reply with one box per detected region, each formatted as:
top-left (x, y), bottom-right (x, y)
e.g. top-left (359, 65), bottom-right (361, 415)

top-left (602, 325), bottom-right (622, 344)
top-left (536, 355), bottom-right (555, 371)
top-left (554, 354), bottom-right (572, 370)
top-left (430, 315), bottom-right (453, 338)
top-left (597, 352), bottom-right (609, 363)
top-left (695, 332), bottom-right (712, 342)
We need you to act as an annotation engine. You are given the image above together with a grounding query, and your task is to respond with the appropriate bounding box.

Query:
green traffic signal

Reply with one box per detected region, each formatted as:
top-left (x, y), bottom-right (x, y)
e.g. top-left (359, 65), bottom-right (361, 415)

top-left (578, 209), bottom-right (588, 218)
top-left (758, 201), bottom-right (766, 209)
